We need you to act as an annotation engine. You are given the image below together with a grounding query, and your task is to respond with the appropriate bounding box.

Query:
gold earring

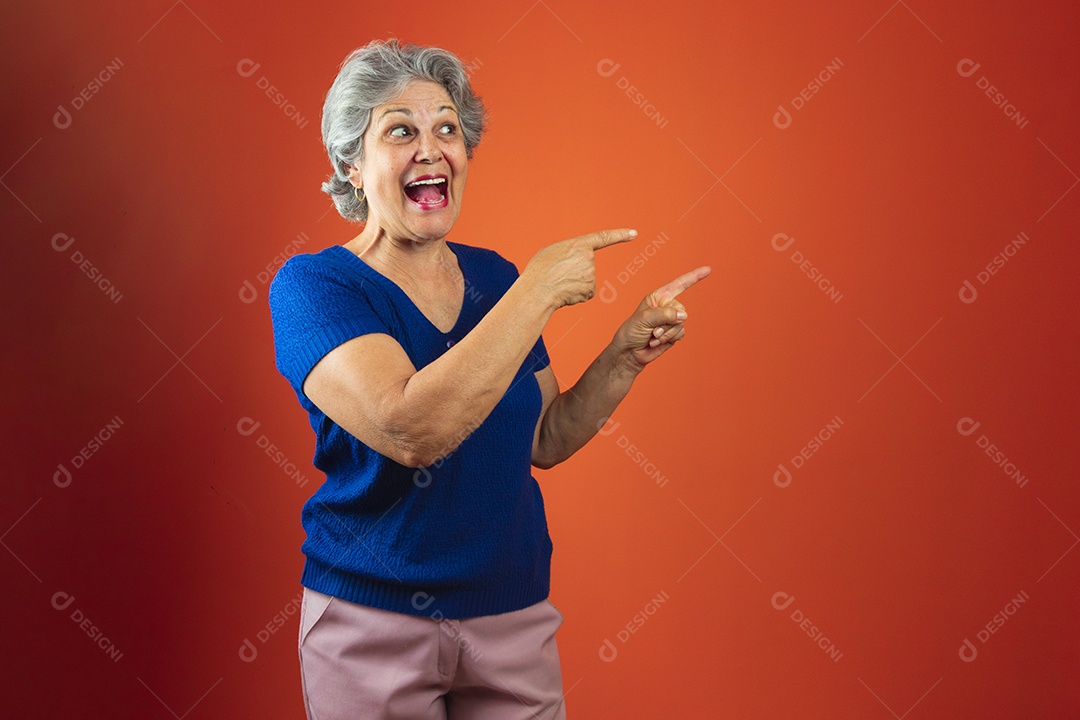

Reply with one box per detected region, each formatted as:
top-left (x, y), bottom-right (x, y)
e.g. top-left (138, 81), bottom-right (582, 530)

top-left (354, 186), bottom-right (366, 204)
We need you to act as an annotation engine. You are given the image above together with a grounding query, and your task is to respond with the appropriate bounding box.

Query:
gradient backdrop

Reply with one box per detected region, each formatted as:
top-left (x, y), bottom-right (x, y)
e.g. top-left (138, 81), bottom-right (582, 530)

top-left (4, 0), bottom-right (1079, 717)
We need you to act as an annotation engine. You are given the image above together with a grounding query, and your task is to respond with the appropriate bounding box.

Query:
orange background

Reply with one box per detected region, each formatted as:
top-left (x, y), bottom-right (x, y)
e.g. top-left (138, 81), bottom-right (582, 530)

top-left (4, 0), bottom-right (1079, 717)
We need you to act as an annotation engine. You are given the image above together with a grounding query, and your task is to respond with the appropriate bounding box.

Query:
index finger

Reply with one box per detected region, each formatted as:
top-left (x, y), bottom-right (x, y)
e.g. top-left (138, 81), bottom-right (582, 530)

top-left (581, 228), bottom-right (637, 251)
top-left (654, 265), bottom-right (712, 302)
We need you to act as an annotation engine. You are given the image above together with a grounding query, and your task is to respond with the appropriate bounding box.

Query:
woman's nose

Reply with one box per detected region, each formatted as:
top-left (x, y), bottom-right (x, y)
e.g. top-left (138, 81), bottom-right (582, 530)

top-left (414, 131), bottom-right (442, 162)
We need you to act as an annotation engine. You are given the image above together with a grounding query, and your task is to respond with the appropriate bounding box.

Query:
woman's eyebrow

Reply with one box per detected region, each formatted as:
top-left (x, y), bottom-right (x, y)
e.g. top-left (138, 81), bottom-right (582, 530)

top-left (378, 105), bottom-right (458, 120)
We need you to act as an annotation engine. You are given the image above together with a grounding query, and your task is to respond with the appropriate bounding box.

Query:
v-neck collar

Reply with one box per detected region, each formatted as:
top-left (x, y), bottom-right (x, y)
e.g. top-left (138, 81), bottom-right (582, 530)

top-left (328, 243), bottom-right (471, 337)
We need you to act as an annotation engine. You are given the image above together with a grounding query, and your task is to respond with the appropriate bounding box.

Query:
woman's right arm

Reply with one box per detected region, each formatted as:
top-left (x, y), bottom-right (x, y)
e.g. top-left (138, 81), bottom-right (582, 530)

top-left (302, 228), bottom-right (635, 468)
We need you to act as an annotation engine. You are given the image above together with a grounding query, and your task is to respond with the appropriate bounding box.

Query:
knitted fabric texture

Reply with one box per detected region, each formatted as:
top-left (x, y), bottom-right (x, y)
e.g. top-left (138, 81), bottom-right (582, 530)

top-left (269, 242), bottom-right (552, 619)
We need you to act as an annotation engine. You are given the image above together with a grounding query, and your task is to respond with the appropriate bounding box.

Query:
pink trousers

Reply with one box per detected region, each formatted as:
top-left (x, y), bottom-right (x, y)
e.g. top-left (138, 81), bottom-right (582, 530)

top-left (298, 588), bottom-right (567, 720)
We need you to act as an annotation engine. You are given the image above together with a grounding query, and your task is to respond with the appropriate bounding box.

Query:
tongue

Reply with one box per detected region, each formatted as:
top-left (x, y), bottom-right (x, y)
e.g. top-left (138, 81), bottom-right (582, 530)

top-left (408, 184), bottom-right (443, 204)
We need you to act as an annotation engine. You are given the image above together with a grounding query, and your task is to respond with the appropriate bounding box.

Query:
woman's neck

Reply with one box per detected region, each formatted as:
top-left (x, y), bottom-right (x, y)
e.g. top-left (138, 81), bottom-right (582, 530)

top-left (346, 224), bottom-right (456, 284)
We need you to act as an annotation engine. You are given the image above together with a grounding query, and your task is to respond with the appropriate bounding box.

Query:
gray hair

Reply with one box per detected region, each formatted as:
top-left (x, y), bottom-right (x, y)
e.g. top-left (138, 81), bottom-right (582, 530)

top-left (320, 39), bottom-right (487, 222)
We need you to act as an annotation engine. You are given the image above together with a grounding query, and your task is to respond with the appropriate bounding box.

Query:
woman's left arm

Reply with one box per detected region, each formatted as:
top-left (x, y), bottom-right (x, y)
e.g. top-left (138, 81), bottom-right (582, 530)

top-left (531, 266), bottom-right (711, 469)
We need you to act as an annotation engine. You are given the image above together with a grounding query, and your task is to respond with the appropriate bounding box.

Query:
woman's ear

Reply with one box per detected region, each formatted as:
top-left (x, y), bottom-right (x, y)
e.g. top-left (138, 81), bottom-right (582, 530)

top-left (347, 164), bottom-right (362, 189)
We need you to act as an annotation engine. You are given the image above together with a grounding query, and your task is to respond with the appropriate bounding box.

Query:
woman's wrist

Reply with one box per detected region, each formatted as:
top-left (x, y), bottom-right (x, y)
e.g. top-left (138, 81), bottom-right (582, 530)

top-left (500, 273), bottom-right (556, 333)
top-left (603, 338), bottom-right (646, 384)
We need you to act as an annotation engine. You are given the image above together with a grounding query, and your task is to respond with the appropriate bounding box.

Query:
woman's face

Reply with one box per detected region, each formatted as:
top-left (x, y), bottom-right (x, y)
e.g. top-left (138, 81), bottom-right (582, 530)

top-left (352, 79), bottom-right (468, 244)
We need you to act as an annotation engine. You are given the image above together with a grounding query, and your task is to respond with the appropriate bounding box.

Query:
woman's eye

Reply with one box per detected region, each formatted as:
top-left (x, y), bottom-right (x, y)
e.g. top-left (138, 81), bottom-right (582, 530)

top-left (389, 126), bottom-right (410, 138)
top-left (439, 123), bottom-right (456, 135)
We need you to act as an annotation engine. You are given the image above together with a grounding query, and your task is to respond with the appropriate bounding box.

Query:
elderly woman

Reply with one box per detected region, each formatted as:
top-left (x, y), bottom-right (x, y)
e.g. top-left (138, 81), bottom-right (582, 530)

top-left (270, 39), bottom-right (709, 719)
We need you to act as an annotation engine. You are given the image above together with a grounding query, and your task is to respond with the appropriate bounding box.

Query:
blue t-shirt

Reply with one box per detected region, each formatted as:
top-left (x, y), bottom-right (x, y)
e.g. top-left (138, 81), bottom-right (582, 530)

top-left (269, 242), bottom-right (553, 619)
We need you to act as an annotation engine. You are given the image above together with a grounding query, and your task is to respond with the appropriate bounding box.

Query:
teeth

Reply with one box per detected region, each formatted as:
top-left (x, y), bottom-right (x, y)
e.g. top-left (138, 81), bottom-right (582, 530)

top-left (405, 177), bottom-right (447, 187)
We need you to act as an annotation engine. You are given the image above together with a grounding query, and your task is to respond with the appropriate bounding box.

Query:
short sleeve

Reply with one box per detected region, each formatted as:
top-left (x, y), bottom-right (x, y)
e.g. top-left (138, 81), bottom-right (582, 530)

top-left (269, 253), bottom-right (391, 395)
top-left (527, 331), bottom-right (550, 373)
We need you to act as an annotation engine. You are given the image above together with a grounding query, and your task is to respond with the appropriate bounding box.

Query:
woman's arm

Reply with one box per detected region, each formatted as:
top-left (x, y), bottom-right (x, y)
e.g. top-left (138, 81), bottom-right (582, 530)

top-left (531, 266), bottom-right (711, 469)
top-left (302, 229), bottom-right (635, 468)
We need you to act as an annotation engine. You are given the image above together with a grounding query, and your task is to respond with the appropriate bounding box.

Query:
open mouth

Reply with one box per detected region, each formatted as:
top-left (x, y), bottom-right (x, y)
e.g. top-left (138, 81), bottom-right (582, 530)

top-left (403, 175), bottom-right (448, 208)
